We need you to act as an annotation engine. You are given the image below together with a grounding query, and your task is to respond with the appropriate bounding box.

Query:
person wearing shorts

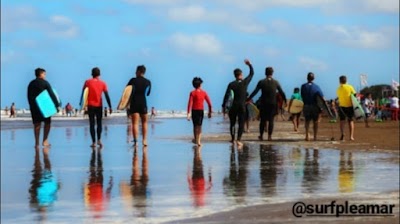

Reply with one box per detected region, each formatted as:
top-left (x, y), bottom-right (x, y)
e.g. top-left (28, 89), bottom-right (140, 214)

top-left (126, 65), bottom-right (151, 146)
top-left (27, 68), bottom-right (60, 148)
top-left (187, 77), bottom-right (212, 146)
top-left (80, 67), bottom-right (112, 147)
top-left (337, 75), bottom-right (356, 141)
top-left (301, 72), bottom-right (324, 141)
top-left (289, 87), bottom-right (302, 132)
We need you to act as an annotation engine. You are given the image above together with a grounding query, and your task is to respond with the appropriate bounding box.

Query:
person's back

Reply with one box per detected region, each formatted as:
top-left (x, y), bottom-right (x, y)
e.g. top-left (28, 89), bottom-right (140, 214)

top-left (336, 76), bottom-right (356, 141)
top-left (259, 78), bottom-right (282, 105)
top-left (129, 76), bottom-right (151, 102)
top-left (85, 78), bottom-right (108, 107)
top-left (337, 83), bottom-right (355, 108)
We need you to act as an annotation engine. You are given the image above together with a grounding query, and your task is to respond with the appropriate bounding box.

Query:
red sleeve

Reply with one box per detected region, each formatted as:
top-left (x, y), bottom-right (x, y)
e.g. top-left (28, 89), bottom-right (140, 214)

top-left (204, 91), bottom-right (212, 112)
top-left (187, 92), bottom-right (193, 114)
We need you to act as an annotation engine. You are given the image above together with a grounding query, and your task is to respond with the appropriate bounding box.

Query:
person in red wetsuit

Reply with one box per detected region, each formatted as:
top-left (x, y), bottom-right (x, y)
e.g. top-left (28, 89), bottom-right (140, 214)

top-left (187, 77), bottom-right (212, 146)
top-left (80, 67), bottom-right (112, 147)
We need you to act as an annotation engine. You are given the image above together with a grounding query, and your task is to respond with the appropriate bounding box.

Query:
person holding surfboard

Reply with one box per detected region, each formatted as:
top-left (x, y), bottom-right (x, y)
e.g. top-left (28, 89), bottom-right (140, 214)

top-left (289, 88), bottom-right (302, 132)
top-left (126, 65), bottom-right (151, 146)
top-left (300, 72), bottom-right (325, 141)
top-left (80, 67), bottom-right (112, 147)
top-left (27, 68), bottom-right (61, 148)
top-left (336, 75), bottom-right (356, 141)
top-left (187, 77), bottom-right (212, 146)
top-left (247, 66), bottom-right (286, 141)
top-left (222, 59), bottom-right (254, 147)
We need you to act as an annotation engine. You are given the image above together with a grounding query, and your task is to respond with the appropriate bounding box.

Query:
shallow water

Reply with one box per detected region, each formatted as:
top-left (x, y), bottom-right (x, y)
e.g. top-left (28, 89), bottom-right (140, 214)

top-left (1, 118), bottom-right (399, 223)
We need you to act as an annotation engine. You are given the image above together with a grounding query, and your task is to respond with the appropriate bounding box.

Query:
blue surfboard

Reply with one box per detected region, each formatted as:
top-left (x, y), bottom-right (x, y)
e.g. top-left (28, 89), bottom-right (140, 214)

top-left (225, 90), bottom-right (234, 111)
top-left (36, 89), bottom-right (60, 118)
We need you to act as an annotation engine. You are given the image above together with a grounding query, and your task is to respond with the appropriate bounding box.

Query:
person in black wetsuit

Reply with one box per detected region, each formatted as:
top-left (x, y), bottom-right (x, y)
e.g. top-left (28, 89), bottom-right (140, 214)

top-left (27, 68), bottom-right (60, 148)
top-left (126, 65), bottom-right (151, 146)
top-left (247, 67), bottom-right (286, 141)
top-left (222, 59), bottom-right (254, 147)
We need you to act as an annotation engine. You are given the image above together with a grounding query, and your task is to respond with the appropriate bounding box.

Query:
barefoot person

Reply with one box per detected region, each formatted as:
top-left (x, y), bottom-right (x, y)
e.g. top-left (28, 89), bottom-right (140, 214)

top-left (222, 59), bottom-right (254, 147)
top-left (300, 72), bottom-right (324, 141)
top-left (126, 65), bottom-right (151, 146)
top-left (247, 66), bottom-right (286, 141)
top-left (27, 68), bottom-right (61, 147)
top-left (289, 87), bottom-right (302, 132)
top-left (80, 67), bottom-right (112, 147)
top-left (337, 75), bottom-right (356, 141)
top-left (187, 77), bottom-right (212, 146)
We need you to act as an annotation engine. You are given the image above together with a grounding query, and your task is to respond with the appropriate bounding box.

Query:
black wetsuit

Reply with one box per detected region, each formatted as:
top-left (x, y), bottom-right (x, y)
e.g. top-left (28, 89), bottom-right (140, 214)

top-left (127, 76), bottom-right (151, 115)
top-left (222, 64), bottom-right (254, 141)
top-left (248, 77), bottom-right (286, 137)
top-left (27, 78), bottom-right (60, 124)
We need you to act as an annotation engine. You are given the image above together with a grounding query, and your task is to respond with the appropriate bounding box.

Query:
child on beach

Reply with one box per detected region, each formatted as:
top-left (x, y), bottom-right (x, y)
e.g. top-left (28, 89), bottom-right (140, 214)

top-left (187, 77), bottom-right (212, 146)
top-left (288, 88), bottom-right (302, 132)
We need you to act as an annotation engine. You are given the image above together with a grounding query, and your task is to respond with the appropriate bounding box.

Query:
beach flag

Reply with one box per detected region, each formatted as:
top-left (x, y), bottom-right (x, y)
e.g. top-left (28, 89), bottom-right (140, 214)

top-left (392, 79), bottom-right (399, 90)
top-left (360, 74), bottom-right (368, 87)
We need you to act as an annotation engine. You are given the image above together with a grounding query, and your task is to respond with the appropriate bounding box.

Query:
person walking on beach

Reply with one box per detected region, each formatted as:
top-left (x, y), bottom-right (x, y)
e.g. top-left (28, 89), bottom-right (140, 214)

top-left (288, 87), bottom-right (302, 132)
top-left (337, 75), bottom-right (356, 141)
top-left (187, 77), bottom-right (212, 146)
top-left (247, 66), bottom-right (286, 141)
top-left (5, 106), bottom-right (9, 116)
top-left (362, 93), bottom-right (374, 127)
top-left (27, 68), bottom-right (60, 147)
top-left (300, 72), bottom-right (324, 141)
top-left (150, 107), bottom-right (156, 119)
top-left (390, 94), bottom-right (399, 121)
top-left (126, 65), bottom-right (151, 146)
top-left (222, 59), bottom-right (254, 147)
top-left (80, 67), bottom-right (112, 147)
top-left (10, 102), bottom-right (16, 118)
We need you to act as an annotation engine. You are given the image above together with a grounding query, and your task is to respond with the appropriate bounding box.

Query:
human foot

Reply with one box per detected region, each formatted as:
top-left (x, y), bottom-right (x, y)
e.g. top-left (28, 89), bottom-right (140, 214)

top-left (90, 142), bottom-right (96, 147)
top-left (42, 140), bottom-right (51, 147)
top-left (97, 140), bottom-right (103, 147)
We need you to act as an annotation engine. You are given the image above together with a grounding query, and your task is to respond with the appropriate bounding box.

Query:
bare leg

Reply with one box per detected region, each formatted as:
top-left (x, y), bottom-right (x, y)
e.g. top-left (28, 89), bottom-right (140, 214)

top-left (292, 115), bottom-right (297, 131)
top-left (42, 122), bottom-right (51, 146)
top-left (140, 114), bottom-right (148, 146)
top-left (349, 120), bottom-right (354, 141)
top-left (313, 120), bottom-right (319, 141)
top-left (131, 113), bottom-right (139, 146)
top-left (33, 123), bottom-right (41, 148)
top-left (194, 126), bottom-right (202, 146)
top-left (305, 120), bottom-right (310, 141)
top-left (296, 115), bottom-right (300, 131)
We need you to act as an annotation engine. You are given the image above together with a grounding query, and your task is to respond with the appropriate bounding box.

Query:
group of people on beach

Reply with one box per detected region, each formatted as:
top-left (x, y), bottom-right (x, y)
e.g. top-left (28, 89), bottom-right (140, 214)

top-left (26, 59), bottom-right (397, 148)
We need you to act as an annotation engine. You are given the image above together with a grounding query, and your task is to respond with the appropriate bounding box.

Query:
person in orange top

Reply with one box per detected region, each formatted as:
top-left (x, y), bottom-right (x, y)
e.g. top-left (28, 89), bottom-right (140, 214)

top-left (80, 67), bottom-right (112, 147)
top-left (187, 77), bottom-right (212, 146)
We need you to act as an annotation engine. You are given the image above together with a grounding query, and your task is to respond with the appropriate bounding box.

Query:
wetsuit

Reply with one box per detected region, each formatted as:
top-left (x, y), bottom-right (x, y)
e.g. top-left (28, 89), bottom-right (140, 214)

top-left (248, 77), bottom-right (286, 137)
top-left (127, 76), bottom-right (151, 115)
top-left (222, 64), bottom-right (254, 142)
top-left (27, 78), bottom-right (60, 124)
top-left (81, 78), bottom-right (112, 143)
top-left (187, 89), bottom-right (212, 126)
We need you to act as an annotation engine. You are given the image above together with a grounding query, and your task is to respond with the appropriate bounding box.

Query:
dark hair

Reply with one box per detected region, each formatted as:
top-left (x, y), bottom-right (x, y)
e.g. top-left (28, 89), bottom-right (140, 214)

top-left (294, 87), bottom-right (300, 93)
top-left (234, 68), bottom-right (242, 78)
top-left (192, 77), bottom-right (203, 89)
top-left (265, 67), bottom-right (274, 76)
top-left (307, 72), bottom-right (315, 82)
top-left (92, 67), bottom-right (100, 78)
top-left (339, 75), bottom-right (347, 84)
top-left (35, 68), bottom-right (46, 77)
top-left (136, 65), bottom-right (146, 75)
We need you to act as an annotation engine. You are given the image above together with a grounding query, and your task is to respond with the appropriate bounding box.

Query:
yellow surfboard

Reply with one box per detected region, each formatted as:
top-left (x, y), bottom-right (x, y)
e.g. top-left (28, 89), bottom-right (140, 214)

top-left (284, 99), bottom-right (304, 114)
top-left (81, 87), bottom-right (89, 110)
top-left (117, 85), bottom-right (133, 110)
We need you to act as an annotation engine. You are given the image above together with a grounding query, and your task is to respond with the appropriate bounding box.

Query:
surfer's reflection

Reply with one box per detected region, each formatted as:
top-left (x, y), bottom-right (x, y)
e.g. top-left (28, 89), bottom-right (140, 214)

top-left (259, 144), bottom-right (278, 196)
top-left (223, 145), bottom-right (249, 204)
top-left (301, 148), bottom-right (327, 193)
top-left (187, 146), bottom-right (212, 208)
top-left (11, 130), bottom-right (15, 141)
top-left (338, 150), bottom-right (354, 193)
top-left (120, 146), bottom-right (150, 217)
top-left (66, 127), bottom-right (72, 141)
top-left (84, 147), bottom-right (113, 219)
top-left (127, 124), bottom-right (132, 143)
top-left (29, 147), bottom-right (60, 221)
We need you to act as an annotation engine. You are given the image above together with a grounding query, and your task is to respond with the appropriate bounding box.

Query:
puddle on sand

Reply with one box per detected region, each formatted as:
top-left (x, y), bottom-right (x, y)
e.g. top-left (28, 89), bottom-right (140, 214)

top-left (1, 123), bottom-right (399, 223)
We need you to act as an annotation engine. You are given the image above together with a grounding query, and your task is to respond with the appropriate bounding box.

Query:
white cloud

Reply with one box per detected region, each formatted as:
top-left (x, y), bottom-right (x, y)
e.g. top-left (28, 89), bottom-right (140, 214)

top-left (167, 5), bottom-right (229, 22)
top-left (123, 0), bottom-right (183, 6)
top-left (0, 50), bottom-right (28, 64)
top-left (299, 56), bottom-right (328, 71)
top-left (169, 33), bottom-right (223, 56)
top-left (363, 0), bottom-right (399, 13)
top-left (48, 15), bottom-right (79, 38)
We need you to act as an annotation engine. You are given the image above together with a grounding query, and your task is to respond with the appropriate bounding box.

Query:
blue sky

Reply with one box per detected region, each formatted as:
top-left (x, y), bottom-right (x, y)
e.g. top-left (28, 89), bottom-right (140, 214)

top-left (1, 0), bottom-right (399, 110)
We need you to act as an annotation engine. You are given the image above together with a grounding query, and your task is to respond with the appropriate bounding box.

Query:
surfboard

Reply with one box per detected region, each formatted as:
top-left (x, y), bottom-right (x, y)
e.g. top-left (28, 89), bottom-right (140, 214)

top-left (246, 102), bottom-right (259, 119)
top-left (117, 85), bottom-right (133, 110)
top-left (36, 89), bottom-right (60, 118)
top-left (81, 87), bottom-right (89, 110)
top-left (225, 90), bottom-right (234, 111)
top-left (351, 94), bottom-right (365, 119)
top-left (284, 99), bottom-right (304, 114)
top-left (316, 94), bottom-right (335, 118)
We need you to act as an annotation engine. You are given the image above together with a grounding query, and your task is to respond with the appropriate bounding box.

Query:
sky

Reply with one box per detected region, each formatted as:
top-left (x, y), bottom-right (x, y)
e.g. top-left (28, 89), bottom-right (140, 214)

top-left (1, 0), bottom-right (399, 110)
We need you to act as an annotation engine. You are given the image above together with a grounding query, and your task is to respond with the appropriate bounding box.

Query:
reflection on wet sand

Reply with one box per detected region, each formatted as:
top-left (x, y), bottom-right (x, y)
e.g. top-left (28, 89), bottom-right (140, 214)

top-left (83, 147), bottom-right (113, 219)
top-left (301, 148), bottom-right (330, 193)
top-left (66, 127), bottom-right (72, 141)
top-left (120, 146), bottom-right (150, 218)
top-left (259, 145), bottom-right (280, 197)
top-left (29, 147), bottom-right (60, 222)
top-left (187, 146), bottom-right (212, 208)
top-left (339, 150), bottom-right (354, 193)
top-left (223, 145), bottom-right (250, 204)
